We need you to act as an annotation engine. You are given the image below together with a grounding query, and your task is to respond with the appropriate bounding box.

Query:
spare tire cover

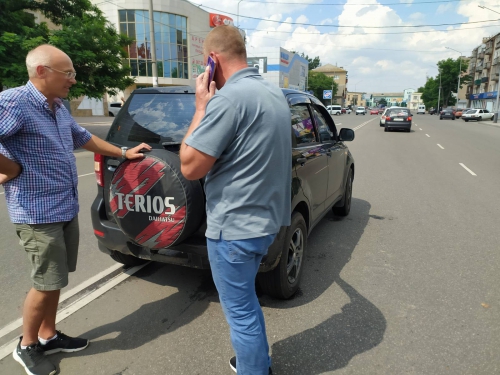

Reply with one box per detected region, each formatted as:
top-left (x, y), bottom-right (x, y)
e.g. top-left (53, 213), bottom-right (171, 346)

top-left (109, 149), bottom-right (205, 250)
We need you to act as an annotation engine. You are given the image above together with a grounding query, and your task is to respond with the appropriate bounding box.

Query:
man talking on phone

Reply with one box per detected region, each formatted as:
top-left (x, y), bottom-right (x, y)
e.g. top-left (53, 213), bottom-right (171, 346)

top-left (179, 26), bottom-right (291, 375)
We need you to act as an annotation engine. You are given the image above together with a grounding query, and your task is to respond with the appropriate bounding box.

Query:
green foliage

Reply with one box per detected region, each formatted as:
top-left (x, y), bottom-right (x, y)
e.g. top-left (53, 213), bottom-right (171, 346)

top-left (0, 0), bottom-right (134, 98)
top-left (417, 86), bottom-right (424, 93)
top-left (290, 50), bottom-right (321, 70)
top-left (378, 98), bottom-right (388, 107)
top-left (307, 71), bottom-right (338, 104)
top-left (420, 57), bottom-right (471, 109)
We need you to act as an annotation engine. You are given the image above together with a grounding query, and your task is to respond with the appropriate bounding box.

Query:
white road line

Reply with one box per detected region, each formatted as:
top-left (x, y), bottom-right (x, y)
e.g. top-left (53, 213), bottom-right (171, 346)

top-left (353, 117), bottom-right (377, 131)
top-left (0, 263), bottom-right (124, 341)
top-left (0, 263), bottom-right (149, 360)
top-left (437, 144), bottom-right (445, 149)
top-left (78, 172), bottom-right (94, 178)
top-left (419, 128), bottom-right (422, 131)
top-left (0, 192), bottom-right (3, 195)
top-left (426, 134), bottom-right (430, 137)
top-left (459, 163), bottom-right (477, 176)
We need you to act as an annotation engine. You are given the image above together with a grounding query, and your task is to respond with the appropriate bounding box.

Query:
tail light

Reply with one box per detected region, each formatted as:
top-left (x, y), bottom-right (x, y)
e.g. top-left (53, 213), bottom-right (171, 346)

top-left (386, 117), bottom-right (391, 121)
top-left (382, 116), bottom-right (386, 120)
top-left (408, 116), bottom-right (412, 121)
top-left (94, 153), bottom-right (104, 187)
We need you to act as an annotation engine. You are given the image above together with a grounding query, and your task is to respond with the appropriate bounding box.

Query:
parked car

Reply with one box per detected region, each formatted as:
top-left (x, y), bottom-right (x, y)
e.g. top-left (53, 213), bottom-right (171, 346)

top-left (343, 107), bottom-right (352, 114)
top-left (462, 109), bottom-right (494, 122)
top-left (355, 107), bottom-right (366, 115)
top-left (384, 107), bottom-right (412, 132)
top-left (417, 104), bottom-right (426, 114)
top-left (326, 104), bottom-right (342, 116)
top-left (440, 108), bottom-right (456, 120)
top-left (91, 86), bottom-right (355, 300)
top-left (455, 108), bottom-right (470, 119)
top-left (429, 107), bottom-right (437, 115)
top-left (370, 108), bottom-right (379, 115)
top-left (108, 102), bottom-right (122, 117)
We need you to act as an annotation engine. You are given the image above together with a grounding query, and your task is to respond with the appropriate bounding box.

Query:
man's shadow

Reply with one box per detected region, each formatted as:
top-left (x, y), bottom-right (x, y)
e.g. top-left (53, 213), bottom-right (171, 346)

top-left (271, 277), bottom-right (386, 374)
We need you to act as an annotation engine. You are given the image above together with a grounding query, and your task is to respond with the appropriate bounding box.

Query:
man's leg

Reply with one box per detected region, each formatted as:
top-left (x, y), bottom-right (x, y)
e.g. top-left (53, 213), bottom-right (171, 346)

top-left (207, 234), bottom-right (276, 375)
top-left (21, 289), bottom-right (60, 345)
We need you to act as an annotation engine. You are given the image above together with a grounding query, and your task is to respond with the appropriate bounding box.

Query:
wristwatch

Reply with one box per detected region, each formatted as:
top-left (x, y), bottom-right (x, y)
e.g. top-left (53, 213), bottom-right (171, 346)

top-left (121, 147), bottom-right (128, 159)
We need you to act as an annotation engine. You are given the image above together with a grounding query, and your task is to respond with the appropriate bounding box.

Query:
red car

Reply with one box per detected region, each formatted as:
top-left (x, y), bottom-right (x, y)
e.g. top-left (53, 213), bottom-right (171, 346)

top-left (370, 108), bottom-right (379, 115)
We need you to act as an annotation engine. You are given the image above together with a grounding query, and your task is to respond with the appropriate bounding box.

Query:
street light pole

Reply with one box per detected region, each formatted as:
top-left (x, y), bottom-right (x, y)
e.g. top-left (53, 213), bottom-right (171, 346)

top-left (437, 70), bottom-right (442, 113)
top-left (446, 47), bottom-right (463, 109)
top-left (237, 0), bottom-right (243, 27)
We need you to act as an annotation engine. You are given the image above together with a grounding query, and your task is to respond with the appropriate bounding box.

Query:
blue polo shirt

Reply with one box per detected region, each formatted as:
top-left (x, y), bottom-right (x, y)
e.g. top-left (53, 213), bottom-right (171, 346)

top-left (186, 68), bottom-right (292, 240)
top-left (0, 81), bottom-right (92, 224)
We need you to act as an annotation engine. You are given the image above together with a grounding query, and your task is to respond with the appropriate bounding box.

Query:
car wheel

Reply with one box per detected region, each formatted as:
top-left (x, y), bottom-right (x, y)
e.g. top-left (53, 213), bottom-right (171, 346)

top-left (384, 126), bottom-right (389, 132)
top-left (108, 112), bottom-right (114, 117)
top-left (452, 117), bottom-right (455, 120)
top-left (333, 169), bottom-right (353, 217)
top-left (380, 122), bottom-right (384, 127)
top-left (464, 119), bottom-right (469, 122)
top-left (440, 117), bottom-right (443, 120)
top-left (110, 250), bottom-right (148, 267)
top-left (257, 212), bottom-right (307, 299)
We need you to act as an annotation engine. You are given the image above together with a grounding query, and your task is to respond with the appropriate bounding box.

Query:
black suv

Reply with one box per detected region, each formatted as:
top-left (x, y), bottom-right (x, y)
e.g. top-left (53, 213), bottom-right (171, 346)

top-left (91, 86), bottom-right (355, 299)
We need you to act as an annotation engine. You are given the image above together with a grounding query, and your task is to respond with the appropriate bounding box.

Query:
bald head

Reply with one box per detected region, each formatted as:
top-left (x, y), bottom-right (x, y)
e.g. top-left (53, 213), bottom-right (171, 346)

top-left (204, 26), bottom-right (247, 61)
top-left (26, 44), bottom-right (70, 78)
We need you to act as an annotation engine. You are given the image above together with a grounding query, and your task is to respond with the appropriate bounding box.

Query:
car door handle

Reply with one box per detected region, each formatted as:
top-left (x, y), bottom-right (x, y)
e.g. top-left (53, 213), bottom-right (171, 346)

top-left (297, 158), bottom-right (307, 164)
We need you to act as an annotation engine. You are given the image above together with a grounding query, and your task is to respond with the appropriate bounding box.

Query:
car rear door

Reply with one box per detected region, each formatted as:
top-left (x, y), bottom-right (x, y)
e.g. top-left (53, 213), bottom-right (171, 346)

top-left (288, 95), bottom-right (329, 223)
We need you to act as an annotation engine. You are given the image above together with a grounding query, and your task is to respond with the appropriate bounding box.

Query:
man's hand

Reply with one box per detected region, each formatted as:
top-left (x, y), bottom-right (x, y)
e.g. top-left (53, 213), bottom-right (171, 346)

top-left (195, 65), bottom-right (216, 112)
top-left (125, 143), bottom-right (152, 159)
top-left (0, 154), bottom-right (22, 184)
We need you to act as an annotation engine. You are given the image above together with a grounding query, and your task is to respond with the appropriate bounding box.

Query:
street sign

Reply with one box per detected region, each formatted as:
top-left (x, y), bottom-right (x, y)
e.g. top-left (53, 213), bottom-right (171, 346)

top-left (323, 90), bottom-right (332, 99)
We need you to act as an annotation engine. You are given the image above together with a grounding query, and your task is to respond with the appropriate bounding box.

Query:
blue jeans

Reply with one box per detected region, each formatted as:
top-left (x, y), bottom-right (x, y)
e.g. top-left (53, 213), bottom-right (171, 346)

top-left (207, 233), bottom-right (277, 375)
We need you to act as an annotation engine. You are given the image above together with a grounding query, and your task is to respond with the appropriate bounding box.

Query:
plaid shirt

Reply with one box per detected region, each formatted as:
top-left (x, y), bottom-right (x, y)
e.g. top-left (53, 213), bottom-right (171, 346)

top-left (0, 81), bottom-right (92, 224)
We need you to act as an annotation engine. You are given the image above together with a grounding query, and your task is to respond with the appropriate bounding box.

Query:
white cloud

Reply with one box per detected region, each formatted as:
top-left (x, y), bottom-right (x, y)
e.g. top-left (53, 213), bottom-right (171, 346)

top-left (296, 15), bottom-right (308, 24)
top-left (400, 0), bottom-right (413, 6)
top-left (409, 12), bottom-right (424, 21)
top-left (436, 3), bottom-right (453, 14)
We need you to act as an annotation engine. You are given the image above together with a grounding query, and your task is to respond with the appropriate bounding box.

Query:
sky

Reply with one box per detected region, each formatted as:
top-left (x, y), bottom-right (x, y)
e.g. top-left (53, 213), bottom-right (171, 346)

top-left (188, 0), bottom-right (500, 93)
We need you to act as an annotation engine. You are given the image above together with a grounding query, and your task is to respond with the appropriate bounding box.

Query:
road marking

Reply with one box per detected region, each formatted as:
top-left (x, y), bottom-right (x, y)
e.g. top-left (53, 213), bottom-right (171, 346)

top-left (419, 128), bottom-right (422, 131)
top-left (425, 134), bottom-right (430, 137)
top-left (0, 192), bottom-right (3, 195)
top-left (0, 263), bottom-right (149, 360)
top-left (459, 163), bottom-right (477, 176)
top-left (78, 172), bottom-right (94, 178)
top-left (437, 144), bottom-right (445, 149)
top-left (353, 117), bottom-right (377, 131)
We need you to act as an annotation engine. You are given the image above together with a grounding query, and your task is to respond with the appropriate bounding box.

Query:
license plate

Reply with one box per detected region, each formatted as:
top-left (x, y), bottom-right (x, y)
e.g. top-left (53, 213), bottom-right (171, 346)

top-left (394, 118), bottom-right (404, 121)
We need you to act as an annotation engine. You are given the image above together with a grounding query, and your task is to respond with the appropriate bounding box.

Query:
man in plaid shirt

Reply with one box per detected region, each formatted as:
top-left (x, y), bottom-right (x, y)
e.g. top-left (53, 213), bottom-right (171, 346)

top-left (0, 44), bottom-right (151, 375)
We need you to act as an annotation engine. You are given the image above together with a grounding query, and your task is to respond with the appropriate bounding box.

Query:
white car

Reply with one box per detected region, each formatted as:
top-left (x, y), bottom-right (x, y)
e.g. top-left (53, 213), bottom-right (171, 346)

top-left (343, 107), bottom-right (352, 114)
top-left (355, 107), bottom-right (366, 115)
top-left (326, 105), bottom-right (342, 116)
top-left (108, 102), bottom-right (122, 117)
top-left (462, 109), bottom-right (494, 122)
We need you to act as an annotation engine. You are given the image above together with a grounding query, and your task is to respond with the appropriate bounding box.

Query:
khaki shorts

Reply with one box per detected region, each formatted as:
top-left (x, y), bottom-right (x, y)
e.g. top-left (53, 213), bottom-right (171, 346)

top-left (15, 216), bottom-right (79, 291)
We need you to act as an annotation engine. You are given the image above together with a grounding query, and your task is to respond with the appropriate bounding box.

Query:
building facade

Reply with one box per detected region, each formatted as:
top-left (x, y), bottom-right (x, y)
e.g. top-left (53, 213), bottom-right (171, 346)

top-left (311, 64), bottom-right (347, 106)
top-left (345, 91), bottom-right (366, 107)
top-left (368, 93), bottom-right (404, 107)
top-left (466, 32), bottom-right (500, 111)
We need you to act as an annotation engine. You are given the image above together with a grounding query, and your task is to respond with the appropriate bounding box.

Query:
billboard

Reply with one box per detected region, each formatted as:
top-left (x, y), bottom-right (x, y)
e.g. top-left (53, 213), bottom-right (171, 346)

top-left (209, 13), bottom-right (234, 28)
top-left (190, 35), bottom-right (205, 78)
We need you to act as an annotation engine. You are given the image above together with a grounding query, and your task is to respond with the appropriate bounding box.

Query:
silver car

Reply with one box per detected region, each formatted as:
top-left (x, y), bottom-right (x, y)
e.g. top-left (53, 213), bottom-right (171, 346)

top-left (462, 109), bottom-right (494, 122)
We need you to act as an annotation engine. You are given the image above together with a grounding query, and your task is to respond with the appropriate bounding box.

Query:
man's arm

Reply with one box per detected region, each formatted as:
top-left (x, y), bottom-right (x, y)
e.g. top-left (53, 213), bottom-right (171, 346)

top-left (0, 154), bottom-right (21, 184)
top-left (180, 65), bottom-right (217, 180)
top-left (82, 135), bottom-right (151, 159)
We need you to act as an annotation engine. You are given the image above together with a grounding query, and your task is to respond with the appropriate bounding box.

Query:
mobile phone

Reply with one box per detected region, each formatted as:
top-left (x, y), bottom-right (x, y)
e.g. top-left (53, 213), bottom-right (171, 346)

top-left (207, 56), bottom-right (216, 86)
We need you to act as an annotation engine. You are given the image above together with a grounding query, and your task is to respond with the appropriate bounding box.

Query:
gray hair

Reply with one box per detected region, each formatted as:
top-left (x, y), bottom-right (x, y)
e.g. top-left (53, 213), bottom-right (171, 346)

top-left (25, 44), bottom-right (55, 78)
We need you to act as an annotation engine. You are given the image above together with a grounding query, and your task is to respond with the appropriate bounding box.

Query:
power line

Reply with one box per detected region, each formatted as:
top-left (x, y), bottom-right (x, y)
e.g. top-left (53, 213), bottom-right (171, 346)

top-left (190, 2), bottom-right (500, 29)
top-left (236, 0), bottom-right (471, 5)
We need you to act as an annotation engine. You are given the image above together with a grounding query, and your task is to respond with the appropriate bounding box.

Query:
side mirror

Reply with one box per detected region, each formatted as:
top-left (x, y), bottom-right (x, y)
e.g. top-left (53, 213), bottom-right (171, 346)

top-left (339, 128), bottom-right (355, 142)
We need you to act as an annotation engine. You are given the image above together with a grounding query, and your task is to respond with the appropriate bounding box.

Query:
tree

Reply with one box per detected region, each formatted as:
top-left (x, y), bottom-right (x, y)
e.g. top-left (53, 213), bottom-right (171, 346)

top-left (308, 71), bottom-right (338, 105)
top-left (378, 98), bottom-right (387, 107)
top-left (0, 0), bottom-right (134, 98)
top-left (419, 58), bottom-right (471, 109)
top-left (290, 51), bottom-right (321, 70)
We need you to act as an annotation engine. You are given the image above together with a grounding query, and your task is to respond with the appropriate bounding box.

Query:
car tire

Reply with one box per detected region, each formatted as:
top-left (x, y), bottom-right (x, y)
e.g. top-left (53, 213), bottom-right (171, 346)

top-left (384, 126), bottom-right (389, 132)
top-left (464, 119), bottom-right (469, 122)
top-left (257, 212), bottom-right (307, 300)
top-left (108, 150), bottom-right (205, 250)
top-left (108, 112), bottom-right (114, 117)
top-left (452, 117), bottom-right (455, 120)
top-left (110, 250), bottom-right (148, 267)
top-left (380, 122), bottom-right (384, 127)
top-left (333, 168), bottom-right (353, 217)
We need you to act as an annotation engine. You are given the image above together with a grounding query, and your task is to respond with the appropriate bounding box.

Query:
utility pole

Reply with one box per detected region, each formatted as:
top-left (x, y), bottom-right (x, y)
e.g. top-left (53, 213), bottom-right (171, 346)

top-left (331, 76), bottom-right (334, 107)
top-left (446, 47), bottom-right (463, 109)
top-left (437, 70), bottom-right (442, 113)
top-left (148, 0), bottom-right (158, 87)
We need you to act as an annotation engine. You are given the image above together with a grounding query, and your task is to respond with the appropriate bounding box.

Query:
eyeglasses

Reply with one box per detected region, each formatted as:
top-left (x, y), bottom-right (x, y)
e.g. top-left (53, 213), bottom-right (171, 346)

top-left (43, 66), bottom-right (77, 79)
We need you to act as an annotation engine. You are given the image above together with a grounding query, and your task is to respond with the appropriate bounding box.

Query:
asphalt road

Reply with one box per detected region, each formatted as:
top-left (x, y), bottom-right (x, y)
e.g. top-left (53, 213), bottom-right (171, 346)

top-left (0, 114), bottom-right (499, 374)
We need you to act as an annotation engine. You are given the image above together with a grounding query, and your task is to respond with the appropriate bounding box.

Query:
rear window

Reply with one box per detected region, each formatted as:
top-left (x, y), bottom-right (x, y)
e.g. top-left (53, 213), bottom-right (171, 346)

top-left (106, 93), bottom-right (195, 149)
top-left (387, 109), bottom-right (410, 116)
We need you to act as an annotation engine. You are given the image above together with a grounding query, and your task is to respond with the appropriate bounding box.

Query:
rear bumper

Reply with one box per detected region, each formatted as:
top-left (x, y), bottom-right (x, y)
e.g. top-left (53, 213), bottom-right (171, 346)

top-left (91, 197), bottom-right (284, 272)
top-left (385, 121), bottom-right (411, 129)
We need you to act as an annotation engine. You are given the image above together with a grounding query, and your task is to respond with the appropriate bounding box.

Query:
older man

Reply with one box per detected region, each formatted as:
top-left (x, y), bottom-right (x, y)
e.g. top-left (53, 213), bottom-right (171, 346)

top-left (0, 44), bottom-right (150, 375)
top-left (180, 26), bottom-right (291, 375)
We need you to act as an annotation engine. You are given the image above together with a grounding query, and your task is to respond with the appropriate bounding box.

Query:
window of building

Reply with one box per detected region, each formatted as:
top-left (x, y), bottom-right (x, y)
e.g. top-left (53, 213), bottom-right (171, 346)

top-left (119, 10), bottom-right (188, 79)
top-left (333, 75), bottom-right (339, 80)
